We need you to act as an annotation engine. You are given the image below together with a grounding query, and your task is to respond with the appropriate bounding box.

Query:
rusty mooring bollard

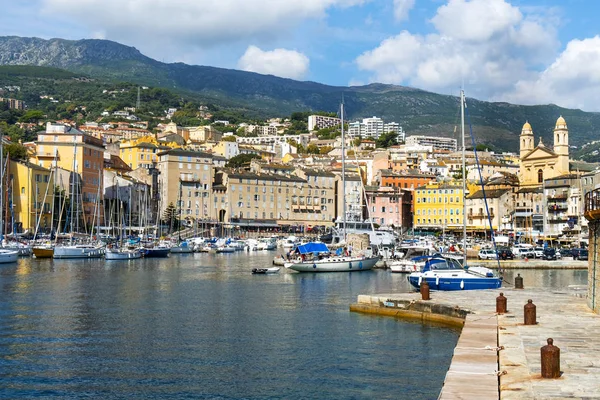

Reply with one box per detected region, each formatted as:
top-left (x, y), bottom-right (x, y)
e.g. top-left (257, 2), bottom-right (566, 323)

top-left (541, 338), bottom-right (561, 378)
top-left (420, 279), bottom-right (430, 300)
top-left (515, 273), bottom-right (524, 289)
top-left (496, 292), bottom-right (507, 314)
top-left (524, 299), bottom-right (536, 325)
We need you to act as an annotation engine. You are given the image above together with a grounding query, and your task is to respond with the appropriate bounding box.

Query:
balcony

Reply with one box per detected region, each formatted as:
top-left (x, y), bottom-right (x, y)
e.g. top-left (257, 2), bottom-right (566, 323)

top-left (585, 188), bottom-right (600, 220)
top-left (547, 193), bottom-right (568, 201)
top-left (548, 204), bottom-right (567, 212)
top-left (467, 212), bottom-right (495, 220)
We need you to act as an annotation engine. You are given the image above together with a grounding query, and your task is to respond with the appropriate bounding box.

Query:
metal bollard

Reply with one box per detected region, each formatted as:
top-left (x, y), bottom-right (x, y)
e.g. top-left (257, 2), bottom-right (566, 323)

top-left (496, 292), bottom-right (507, 314)
top-left (420, 279), bottom-right (430, 300)
top-left (524, 299), bottom-right (536, 325)
top-left (541, 338), bottom-right (560, 378)
top-left (515, 273), bottom-right (524, 289)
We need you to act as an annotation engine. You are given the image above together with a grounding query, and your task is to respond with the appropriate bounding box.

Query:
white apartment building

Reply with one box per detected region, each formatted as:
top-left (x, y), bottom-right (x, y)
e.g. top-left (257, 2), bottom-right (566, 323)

top-left (308, 115), bottom-right (341, 131)
top-left (347, 116), bottom-right (403, 140)
top-left (405, 135), bottom-right (458, 152)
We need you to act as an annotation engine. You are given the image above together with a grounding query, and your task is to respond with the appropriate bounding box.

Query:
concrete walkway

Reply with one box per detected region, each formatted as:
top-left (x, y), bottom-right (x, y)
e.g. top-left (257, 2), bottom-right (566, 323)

top-left (351, 286), bottom-right (600, 399)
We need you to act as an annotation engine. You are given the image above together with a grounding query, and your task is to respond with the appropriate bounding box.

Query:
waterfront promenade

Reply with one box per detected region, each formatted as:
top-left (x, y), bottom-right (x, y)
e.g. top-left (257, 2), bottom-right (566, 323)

top-left (351, 285), bottom-right (600, 399)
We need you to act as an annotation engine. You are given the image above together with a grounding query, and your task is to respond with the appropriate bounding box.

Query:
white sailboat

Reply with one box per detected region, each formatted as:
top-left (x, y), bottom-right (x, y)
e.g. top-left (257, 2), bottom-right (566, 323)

top-left (285, 101), bottom-right (379, 273)
top-left (407, 90), bottom-right (502, 290)
top-left (54, 147), bottom-right (103, 259)
top-left (105, 179), bottom-right (142, 260)
top-left (0, 129), bottom-right (18, 263)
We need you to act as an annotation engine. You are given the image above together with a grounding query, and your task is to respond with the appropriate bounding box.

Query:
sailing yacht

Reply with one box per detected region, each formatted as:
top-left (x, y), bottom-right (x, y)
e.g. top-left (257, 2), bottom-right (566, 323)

top-left (407, 90), bottom-right (502, 290)
top-left (285, 101), bottom-right (379, 273)
top-left (0, 131), bottom-right (18, 263)
top-left (105, 181), bottom-right (142, 260)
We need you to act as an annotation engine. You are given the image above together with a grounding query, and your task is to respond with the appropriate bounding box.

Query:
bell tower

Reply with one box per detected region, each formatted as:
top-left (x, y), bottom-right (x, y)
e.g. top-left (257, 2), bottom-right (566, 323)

top-left (520, 121), bottom-right (534, 160)
top-left (553, 116), bottom-right (569, 174)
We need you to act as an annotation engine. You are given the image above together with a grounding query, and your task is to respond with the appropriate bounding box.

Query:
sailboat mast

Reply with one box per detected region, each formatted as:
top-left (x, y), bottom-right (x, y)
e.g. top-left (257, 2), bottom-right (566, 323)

top-left (341, 100), bottom-right (346, 242)
top-left (0, 126), bottom-right (4, 241)
top-left (461, 90), bottom-right (467, 265)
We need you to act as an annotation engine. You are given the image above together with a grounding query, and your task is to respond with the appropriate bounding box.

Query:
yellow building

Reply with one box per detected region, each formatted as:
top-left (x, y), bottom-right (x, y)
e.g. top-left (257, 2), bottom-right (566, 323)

top-left (8, 160), bottom-right (54, 233)
top-left (119, 136), bottom-right (176, 170)
top-left (36, 122), bottom-right (104, 227)
top-left (519, 117), bottom-right (570, 187)
top-left (413, 182), bottom-right (465, 231)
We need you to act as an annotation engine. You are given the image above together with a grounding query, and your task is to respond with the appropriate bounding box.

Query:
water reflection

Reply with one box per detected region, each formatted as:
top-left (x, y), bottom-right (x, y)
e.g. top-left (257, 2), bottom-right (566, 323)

top-left (2, 253), bottom-right (585, 399)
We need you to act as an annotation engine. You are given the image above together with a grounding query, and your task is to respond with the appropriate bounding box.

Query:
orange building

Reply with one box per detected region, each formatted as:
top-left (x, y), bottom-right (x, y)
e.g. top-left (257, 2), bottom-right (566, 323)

top-left (378, 169), bottom-right (435, 190)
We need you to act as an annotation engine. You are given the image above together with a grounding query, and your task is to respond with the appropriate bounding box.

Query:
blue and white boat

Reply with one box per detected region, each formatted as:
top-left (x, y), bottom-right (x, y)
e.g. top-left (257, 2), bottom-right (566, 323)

top-left (284, 242), bottom-right (379, 273)
top-left (407, 255), bottom-right (502, 291)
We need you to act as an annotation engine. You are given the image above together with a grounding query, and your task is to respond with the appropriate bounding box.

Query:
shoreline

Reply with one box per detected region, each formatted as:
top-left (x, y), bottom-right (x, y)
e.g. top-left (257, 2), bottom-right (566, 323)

top-left (351, 286), bottom-right (600, 399)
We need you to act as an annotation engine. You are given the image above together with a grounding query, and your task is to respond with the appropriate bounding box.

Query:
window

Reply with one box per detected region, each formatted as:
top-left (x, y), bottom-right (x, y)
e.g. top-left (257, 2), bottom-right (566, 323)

top-left (538, 169), bottom-right (543, 183)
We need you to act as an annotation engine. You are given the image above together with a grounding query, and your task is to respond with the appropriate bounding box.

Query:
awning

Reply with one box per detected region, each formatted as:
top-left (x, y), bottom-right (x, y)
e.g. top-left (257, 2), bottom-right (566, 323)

top-left (295, 242), bottom-right (329, 254)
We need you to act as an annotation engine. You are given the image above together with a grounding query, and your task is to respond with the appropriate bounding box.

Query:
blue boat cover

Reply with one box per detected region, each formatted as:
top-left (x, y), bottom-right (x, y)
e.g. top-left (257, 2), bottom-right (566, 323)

top-left (296, 242), bottom-right (329, 254)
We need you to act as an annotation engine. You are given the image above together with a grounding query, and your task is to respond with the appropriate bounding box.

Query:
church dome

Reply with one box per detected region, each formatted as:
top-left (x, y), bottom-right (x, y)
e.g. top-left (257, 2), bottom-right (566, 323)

top-left (555, 116), bottom-right (567, 129)
top-left (521, 121), bottom-right (533, 134)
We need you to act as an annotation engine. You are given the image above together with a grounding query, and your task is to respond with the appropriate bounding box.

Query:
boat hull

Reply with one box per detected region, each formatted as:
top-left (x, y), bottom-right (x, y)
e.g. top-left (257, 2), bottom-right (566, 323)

top-left (407, 275), bottom-right (502, 291)
top-left (0, 250), bottom-right (19, 263)
top-left (141, 248), bottom-right (171, 258)
top-left (252, 267), bottom-right (280, 274)
top-left (33, 247), bottom-right (54, 258)
top-left (53, 246), bottom-right (104, 259)
top-left (105, 249), bottom-right (142, 260)
top-left (286, 256), bottom-right (379, 272)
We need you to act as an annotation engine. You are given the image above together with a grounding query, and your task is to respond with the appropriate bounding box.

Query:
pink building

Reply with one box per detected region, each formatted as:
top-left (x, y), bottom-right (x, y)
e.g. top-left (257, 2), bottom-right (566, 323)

top-left (365, 186), bottom-right (412, 230)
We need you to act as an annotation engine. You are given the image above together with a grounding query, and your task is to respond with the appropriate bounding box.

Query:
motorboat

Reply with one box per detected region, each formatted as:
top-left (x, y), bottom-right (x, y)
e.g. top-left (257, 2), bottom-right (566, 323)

top-left (170, 241), bottom-right (194, 254)
top-left (105, 247), bottom-right (142, 260)
top-left (284, 242), bottom-right (379, 273)
top-left (53, 244), bottom-right (105, 259)
top-left (407, 255), bottom-right (502, 291)
top-left (251, 267), bottom-right (280, 274)
top-left (389, 245), bottom-right (434, 273)
top-left (0, 249), bottom-right (19, 263)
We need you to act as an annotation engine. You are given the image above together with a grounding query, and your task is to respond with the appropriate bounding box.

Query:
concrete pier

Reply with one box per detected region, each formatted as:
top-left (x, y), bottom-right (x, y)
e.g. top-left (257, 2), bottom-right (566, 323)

top-left (351, 286), bottom-right (600, 399)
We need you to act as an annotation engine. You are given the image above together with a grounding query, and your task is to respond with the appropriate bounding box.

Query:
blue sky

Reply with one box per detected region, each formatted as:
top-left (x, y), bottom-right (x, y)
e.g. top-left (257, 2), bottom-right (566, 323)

top-left (2, 0), bottom-right (600, 111)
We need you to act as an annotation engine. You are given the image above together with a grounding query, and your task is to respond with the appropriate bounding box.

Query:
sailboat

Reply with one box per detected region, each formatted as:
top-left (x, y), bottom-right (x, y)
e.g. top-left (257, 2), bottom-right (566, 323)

top-left (285, 100), bottom-right (379, 273)
top-left (53, 150), bottom-right (104, 259)
top-left (407, 90), bottom-right (502, 290)
top-left (105, 178), bottom-right (142, 260)
top-left (170, 179), bottom-right (193, 254)
top-left (0, 130), bottom-right (18, 263)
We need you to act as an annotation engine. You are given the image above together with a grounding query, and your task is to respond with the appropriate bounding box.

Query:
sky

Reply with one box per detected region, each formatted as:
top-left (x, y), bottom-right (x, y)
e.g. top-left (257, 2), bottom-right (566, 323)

top-left (2, 0), bottom-right (600, 111)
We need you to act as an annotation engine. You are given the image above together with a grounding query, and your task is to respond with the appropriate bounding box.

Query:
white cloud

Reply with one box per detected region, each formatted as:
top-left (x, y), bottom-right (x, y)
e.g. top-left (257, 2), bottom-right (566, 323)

top-left (393, 0), bottom-right (415, 21)
top-left (504, 36), bottom-right (600, 110)
top-left (238, 46), bottom-right (309, 79)
top-left (41, 0), bottom-right (366, 45)
top-left (355, 0), bottom-right (567, 106)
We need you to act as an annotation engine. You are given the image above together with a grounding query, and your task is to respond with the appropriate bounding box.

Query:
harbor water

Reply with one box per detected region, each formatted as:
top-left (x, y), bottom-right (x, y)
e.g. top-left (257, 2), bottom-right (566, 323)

top-left (0, 252), bottom-right (586, 399)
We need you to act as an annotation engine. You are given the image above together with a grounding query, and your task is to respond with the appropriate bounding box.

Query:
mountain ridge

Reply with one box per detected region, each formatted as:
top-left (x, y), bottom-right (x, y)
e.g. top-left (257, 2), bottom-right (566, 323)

top-left (1, 35), bottom-right (600, 154)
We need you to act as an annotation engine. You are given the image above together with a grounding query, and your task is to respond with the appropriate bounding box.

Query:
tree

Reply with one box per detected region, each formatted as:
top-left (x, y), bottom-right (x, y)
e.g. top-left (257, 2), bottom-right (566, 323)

top-left (226, 153), bottom-right (260, 168)
top-left (19, 110), bottom-right (45, 123)
top-left (319, 146), bottom-right (333, 154)
top-left (306, 143), bottom-right (320, 154)
top-left (222, 135), bottom-right (237, 142)
top-left (163, 202), bottom-right (179, 233)
top-left (3, 143), bottom-right (28, 160)
top-left (352, 137), bottom-right (362, 147)
top-left (376, 131), bottom-right (398, 148)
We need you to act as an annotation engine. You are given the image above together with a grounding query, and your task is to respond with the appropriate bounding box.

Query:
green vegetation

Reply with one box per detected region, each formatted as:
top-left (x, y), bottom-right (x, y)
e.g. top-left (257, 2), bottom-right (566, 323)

top-left (376, 131), bottom-right (398, 148)
top-left (225, 154), bottom-right (260, 168)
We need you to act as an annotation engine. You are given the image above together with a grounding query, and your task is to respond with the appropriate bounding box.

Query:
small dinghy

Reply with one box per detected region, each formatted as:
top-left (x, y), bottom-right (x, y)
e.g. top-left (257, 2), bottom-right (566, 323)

top-left (252, 267), bottom-right (280, 274)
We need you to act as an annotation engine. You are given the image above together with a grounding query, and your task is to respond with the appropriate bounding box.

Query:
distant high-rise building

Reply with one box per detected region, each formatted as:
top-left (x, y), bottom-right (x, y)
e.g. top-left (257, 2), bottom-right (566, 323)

top-left (308, 115), bottom-right (341, 131)
top-left (405, 135), bottom-right (457, 152)
top-left (346, 116), bottom-right (404, 140)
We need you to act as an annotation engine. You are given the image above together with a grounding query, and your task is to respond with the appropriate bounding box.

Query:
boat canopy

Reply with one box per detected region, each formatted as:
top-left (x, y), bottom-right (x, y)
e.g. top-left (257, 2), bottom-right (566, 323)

top-left (295, 242), bottom-right (329, 255)
top-left (422, 256), bottom-right (464, 272)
